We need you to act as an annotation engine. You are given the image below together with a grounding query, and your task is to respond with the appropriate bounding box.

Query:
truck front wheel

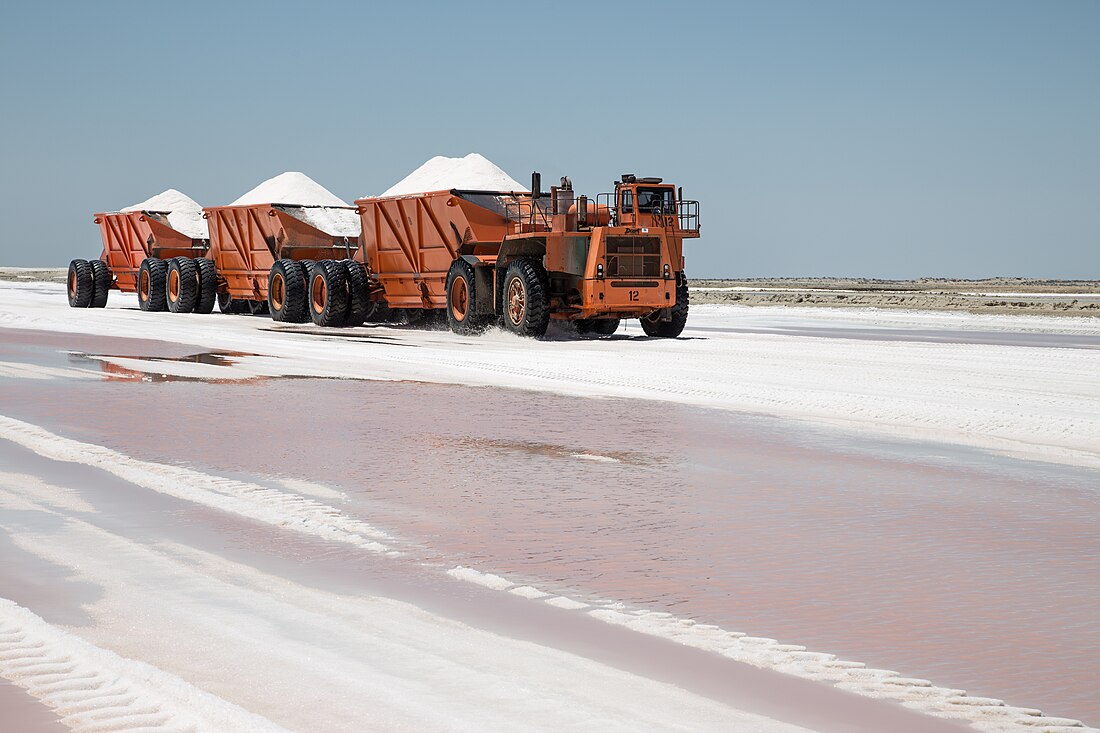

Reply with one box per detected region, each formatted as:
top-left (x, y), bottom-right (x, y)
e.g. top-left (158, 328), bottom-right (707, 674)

top-left (501, 260), bottom-right (550, 338)
top-left (640, 275), bottom-right (689, 338)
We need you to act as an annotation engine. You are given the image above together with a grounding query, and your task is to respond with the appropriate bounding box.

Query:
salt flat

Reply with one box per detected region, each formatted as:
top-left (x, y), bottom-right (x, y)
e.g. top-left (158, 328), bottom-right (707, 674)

top-left (1, 280), bottom-right (1098, 732)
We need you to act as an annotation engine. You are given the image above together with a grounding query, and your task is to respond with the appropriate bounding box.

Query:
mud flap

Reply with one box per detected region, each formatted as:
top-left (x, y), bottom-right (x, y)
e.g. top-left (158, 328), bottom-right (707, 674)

top-left (473, 265), bottom-right (495, 315)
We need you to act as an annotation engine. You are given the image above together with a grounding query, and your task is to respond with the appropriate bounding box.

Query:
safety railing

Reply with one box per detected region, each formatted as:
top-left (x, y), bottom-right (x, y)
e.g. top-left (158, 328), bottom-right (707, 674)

top-left (594, 194), bottom-right (700, 234)
top-left (676, 200), bottom-right (700, 233)
top-left (500, 195), bottom-right (554, 232)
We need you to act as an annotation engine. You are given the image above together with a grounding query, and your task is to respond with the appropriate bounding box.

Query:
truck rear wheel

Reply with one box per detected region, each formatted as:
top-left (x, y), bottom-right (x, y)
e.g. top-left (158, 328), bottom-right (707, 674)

top-left (309, 259), bottom-right (348, 327)
top-left (194, 259), bottom-right (217, 314)
top-left (640, 275), bottom-right (689, 338)
top-left (501, 260), bottom-right (550, 337)
top-left (167, 258), bottom-right (199, 313)
top-left (268, 259), bottom-right (307, 323)
top-left (137, 258), bottom-right (168, 312)
top-left (446, 260), bottom-right (489, 335)
top-left (248, 300), bottom-right (269, 316)
top-left (89, 260), bottom-right (111, 308)
top-left (342, 260), bottom-right (371, 327)
top-left (67, 259), bottom-right (94, 308)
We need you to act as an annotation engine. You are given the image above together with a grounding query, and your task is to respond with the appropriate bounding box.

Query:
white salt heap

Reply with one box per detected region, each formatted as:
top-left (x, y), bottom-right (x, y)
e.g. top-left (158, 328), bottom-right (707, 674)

top-left (232, 171), bottom-right (349, 207)
top-left (379, 153), bottom-right (526, 197)
top-left (121, 189), bottom-right (208, 239)
top-left (232, 171), bottom-right (360, 238)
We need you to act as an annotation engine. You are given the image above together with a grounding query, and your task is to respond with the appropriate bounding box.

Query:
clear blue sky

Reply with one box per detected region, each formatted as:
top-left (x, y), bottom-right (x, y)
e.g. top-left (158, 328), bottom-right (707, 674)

top-left (1, 0), bottom-right (1096, 278)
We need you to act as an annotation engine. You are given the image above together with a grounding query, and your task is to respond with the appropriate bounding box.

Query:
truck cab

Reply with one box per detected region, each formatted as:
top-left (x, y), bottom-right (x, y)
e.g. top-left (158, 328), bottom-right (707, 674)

top-left (613, 176), bottom-right (684, 231)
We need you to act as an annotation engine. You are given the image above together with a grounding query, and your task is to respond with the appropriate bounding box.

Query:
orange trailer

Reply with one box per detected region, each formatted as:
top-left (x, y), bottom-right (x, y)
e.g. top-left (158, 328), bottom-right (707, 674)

top-left (203, 203), bottom-right (362, 321)
top-left (68, 210), bottom-right (211, 312)
top-left (317, 172), bottom-right (700, 337)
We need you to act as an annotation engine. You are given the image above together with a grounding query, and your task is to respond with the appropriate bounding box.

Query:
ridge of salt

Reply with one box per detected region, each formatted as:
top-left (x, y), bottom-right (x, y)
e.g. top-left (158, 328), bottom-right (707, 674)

top-left (120, 189), bottom-right (208, 239)
top-left (377, 153), bottom-right (526, 198)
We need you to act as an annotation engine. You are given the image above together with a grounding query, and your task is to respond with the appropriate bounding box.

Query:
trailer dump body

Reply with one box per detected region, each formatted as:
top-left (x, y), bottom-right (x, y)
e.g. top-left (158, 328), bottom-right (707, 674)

top-left (355, 190), bottom-right (520, 309)
top-left (204, 203), bottom-right (360, 306)
top-left (94, 210), bottom-right (207, 293)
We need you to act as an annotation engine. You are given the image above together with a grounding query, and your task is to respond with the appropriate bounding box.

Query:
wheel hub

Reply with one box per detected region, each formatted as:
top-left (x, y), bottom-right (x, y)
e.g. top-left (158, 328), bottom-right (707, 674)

top-left (311, 275), bottom-right (327, 313)
top-left (507, 278), bottom-right (525, 325)
top-left (271, 274), bottom-right (285, 311)
top-left (450, 277), bottom-right (469, 321)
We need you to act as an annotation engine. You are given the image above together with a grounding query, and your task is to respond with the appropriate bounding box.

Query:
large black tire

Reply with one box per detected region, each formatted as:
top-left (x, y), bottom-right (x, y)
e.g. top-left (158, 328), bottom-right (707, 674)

top-left (640, 275), bottom-right (689, 338)
top-left (500, 259), bottom-right (550, 337)
top-left (341, 259), bottom-right (371, 327)
top-left (89, 260), bottom-right (111, 308)
top-left (268, 259), bottom-right (307, 323)
top-left (194, 259), bottom-right (217, 314)
top-left (248, 300), bottom-right (269, 316)
top-left (66, 259), bottom-right (94, 308)
top-left (309, 259), bottom-right (348, 327)
top-left (137, 258), bottom-right (168, 312)
top-left (445, 259), bottom-right (492, 335)
top-left (167, 257), bottom-right (199, 313)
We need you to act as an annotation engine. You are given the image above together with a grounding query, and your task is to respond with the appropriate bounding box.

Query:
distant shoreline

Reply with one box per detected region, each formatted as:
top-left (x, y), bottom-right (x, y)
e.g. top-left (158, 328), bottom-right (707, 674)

top-left (5, 267), bottom-right (1097, 317)
top-left (689, 277), bottom-right (1100, 316)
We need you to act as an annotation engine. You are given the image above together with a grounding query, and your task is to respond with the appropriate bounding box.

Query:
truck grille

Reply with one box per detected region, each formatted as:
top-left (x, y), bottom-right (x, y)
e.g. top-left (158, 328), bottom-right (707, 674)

top-left (605, 236), bottom-right (661, 278)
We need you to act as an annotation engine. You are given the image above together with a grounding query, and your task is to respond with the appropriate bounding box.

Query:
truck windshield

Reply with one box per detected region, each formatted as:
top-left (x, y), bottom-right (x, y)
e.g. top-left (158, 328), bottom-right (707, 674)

top-left (636, 187), bottom-right (675, 213)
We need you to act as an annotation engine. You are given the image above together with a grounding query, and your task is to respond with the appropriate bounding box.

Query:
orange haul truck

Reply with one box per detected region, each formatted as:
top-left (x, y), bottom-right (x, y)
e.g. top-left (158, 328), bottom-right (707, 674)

top-left (300, 172), bottom-right (700, 337)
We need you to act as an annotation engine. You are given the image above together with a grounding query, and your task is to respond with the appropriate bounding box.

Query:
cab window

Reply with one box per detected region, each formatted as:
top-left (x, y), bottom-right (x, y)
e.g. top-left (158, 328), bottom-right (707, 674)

top-left (636, 187), bottom-right (675, 213)
top-left (620, 189), bottom-right (634, 213)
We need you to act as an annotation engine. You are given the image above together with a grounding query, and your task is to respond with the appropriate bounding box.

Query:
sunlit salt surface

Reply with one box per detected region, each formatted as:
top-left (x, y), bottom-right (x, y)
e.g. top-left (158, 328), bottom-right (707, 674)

top-left (1, 329), bottom-right (1098, 727)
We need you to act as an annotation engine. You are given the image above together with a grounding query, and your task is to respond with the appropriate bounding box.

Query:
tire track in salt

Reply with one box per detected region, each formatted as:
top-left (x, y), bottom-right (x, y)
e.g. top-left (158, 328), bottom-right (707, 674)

top-left (445, 567), bottom-right (1099, 733)
top-left (0, 599), bottom-right (288, 733)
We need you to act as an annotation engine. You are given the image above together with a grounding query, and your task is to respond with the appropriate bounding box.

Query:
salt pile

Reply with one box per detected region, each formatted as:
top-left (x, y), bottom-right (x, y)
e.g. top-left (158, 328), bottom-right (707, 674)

top-left (232, 172), bottom-right (360, 238)
top-left (231, 171), bottom-right (349, 207)
top-left (121, 189), bottom-right (208, 239)
top-left (379, 153), bottom-right (526, 197)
